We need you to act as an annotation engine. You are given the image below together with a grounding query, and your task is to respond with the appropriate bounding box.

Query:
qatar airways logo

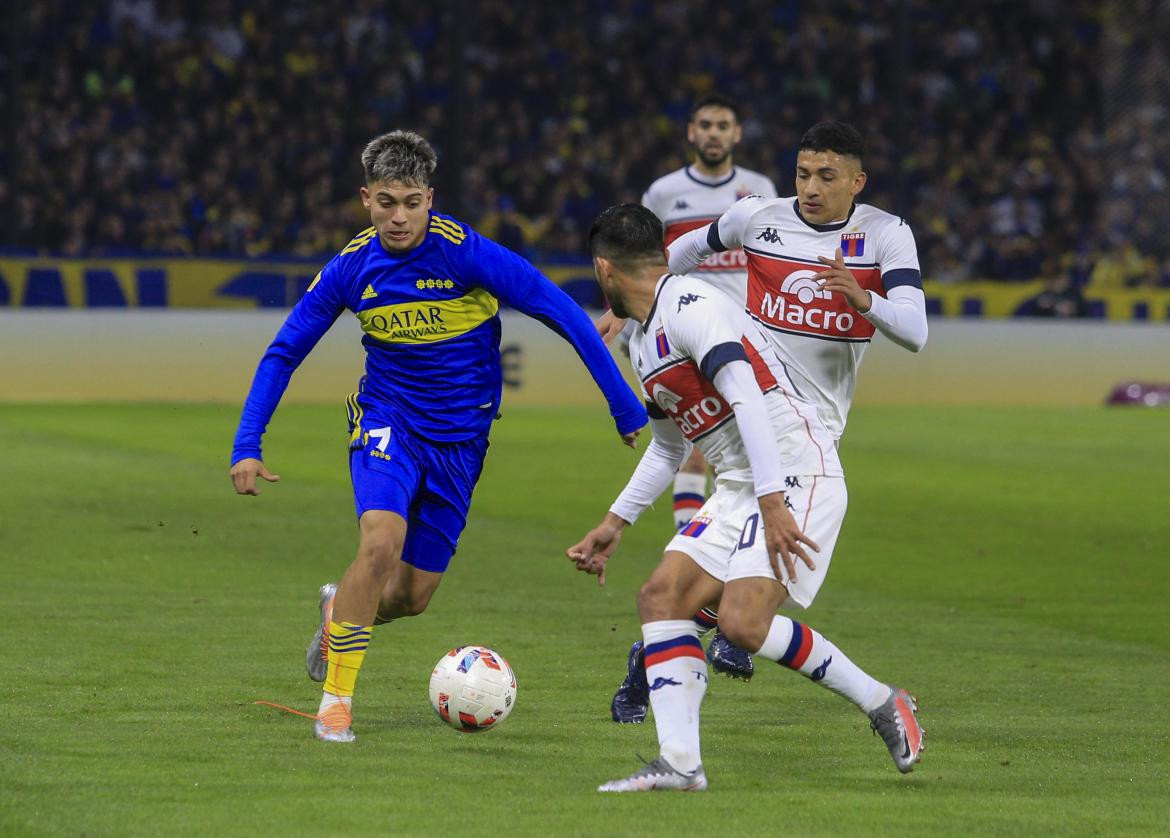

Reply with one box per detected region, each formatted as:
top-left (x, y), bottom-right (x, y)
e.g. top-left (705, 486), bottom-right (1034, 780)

top-left (759, 269), bottom-right (855, 332)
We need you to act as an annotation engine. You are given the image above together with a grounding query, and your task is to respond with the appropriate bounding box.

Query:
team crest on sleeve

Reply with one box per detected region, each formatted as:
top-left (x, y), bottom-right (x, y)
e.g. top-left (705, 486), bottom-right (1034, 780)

top-left (840, 232), bottom-right (866, 257)
top-left (655, 327), bottom-right (670, 358)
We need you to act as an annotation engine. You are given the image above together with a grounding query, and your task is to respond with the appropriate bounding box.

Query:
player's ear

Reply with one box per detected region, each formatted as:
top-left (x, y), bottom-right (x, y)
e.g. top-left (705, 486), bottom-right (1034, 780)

top-left (360, 185), bottom-right (371, 209)
top-left (426, 188), bottom-right (434, 209)
top-left (852, 170), bottom-right (867, 197)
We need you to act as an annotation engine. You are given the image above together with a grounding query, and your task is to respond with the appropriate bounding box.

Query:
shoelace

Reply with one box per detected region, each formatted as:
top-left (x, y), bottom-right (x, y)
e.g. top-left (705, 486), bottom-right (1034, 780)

top-left (253, 700), bottom-right (350, 726)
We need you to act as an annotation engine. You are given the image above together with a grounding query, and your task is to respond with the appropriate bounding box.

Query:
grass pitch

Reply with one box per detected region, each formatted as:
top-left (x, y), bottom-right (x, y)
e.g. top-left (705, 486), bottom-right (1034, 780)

top-left (1, 402), bottom-right (1167, 836)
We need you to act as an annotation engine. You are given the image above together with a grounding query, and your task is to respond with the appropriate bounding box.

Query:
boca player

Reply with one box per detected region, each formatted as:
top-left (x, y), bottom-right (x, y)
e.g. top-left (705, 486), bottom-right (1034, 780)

top-left (230, 131), bottom-right (646, 743)
top-left (568, 204), bottom-right (923, 791)
top-left (605, 121), bottom-right (928, 726)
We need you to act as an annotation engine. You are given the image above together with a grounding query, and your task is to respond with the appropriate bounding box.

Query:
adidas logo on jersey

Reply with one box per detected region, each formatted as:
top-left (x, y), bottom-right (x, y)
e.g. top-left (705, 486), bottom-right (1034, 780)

top-left (361, 284), bottom-right (378, 300)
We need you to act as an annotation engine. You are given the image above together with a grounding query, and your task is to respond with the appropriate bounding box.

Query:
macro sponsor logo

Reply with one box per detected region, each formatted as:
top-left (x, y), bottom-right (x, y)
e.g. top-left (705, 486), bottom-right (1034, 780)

top-left (780, 271), bottom-right (832, 305)
top-left (700, 248), bottom-right (748, 269)
top-left (757, 269), bottom-right (856, 333)
top-left (650, 382), bottom-right (727, 437)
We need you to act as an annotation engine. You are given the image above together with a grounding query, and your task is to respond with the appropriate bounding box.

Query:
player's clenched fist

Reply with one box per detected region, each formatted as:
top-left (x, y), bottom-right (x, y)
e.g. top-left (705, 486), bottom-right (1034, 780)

top-left (230, 457), bottom-right (281, 495)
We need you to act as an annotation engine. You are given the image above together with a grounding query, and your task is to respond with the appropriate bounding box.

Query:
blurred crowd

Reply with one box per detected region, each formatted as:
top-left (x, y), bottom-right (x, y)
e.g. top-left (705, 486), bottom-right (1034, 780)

top-left (3, 0), bottom-right (1168, 289)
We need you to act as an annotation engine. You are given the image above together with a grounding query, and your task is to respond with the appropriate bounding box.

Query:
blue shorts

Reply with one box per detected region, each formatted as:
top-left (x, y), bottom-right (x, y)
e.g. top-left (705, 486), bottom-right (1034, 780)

top-left (349, 419), bottom-right (489, 574)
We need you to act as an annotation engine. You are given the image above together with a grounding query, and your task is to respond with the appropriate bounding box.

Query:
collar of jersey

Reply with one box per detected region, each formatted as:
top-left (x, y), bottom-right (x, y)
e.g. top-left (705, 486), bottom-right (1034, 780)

top-left (792, 198), bottom-right (857, 232)
top-left (685, 166), bottom-right (737, 188)
top-left (641, 274), bottom-right (673, 333)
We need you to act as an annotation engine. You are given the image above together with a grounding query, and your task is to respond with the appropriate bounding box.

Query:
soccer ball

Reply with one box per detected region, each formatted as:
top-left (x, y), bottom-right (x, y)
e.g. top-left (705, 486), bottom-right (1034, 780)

top-left (428, 646), bottom-right (517, 732)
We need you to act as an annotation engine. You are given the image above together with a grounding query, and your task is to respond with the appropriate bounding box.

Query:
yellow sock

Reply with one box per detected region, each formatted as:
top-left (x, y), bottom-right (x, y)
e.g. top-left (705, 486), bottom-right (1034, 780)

top-left (324, 620), bottom-right (371, 698)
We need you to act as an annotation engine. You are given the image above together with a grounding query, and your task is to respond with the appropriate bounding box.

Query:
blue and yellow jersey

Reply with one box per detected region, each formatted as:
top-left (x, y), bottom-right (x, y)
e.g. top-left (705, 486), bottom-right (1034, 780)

top-left (232, 212), bottom-right (645, 462)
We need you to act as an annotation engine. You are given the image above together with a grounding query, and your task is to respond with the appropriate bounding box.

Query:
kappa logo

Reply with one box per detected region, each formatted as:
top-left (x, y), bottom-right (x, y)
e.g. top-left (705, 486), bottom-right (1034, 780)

top-left (755, 227), bottom-right (783, 245)
top-left (677, 293), bottom-right (705, 312)
top-left (810, 656), bottom-right (832, 682)
top-left (673, 199), bottom-right (691, 210)
top-left (779, 270), bottom-right (833, 305)
top-left (649, 676), bottom-right (682, 691)
top-left (785, 476), bottom-right (802, 489)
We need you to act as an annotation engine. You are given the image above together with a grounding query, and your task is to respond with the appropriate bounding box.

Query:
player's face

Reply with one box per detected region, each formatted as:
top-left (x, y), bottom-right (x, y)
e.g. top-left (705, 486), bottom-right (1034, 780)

top-left (361, 180), bottom-right (434, 251)
top-left (592, 256), bottom-right (631, 319)
top-left (795, 150), bottom-right (867, 224)
top-left (687, 106), bottom-right (741, 170)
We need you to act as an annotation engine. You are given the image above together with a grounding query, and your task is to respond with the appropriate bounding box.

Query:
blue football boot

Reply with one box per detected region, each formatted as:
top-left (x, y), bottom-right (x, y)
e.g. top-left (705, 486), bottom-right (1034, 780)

top-left (706, 630), bottom-right (755, 681)
top-left (610, 641), bottom-right (649, 724)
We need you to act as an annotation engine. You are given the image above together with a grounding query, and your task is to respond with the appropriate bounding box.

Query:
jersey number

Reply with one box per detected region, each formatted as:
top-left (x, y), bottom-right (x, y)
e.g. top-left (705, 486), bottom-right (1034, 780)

top-left (737, 513), bottom-right (760, 550)
top-left (368, 426), bottom-right (393, 453)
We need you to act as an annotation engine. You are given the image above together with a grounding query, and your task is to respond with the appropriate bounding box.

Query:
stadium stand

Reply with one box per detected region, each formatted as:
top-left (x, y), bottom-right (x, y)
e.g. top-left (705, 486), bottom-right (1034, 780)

top-left (2, 0), bottom-right (1168, 295)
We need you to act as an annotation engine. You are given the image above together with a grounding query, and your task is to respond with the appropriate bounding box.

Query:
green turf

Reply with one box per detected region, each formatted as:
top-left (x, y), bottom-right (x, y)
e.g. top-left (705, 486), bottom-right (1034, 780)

top-left (1, 403), bottom-right (1168, 836)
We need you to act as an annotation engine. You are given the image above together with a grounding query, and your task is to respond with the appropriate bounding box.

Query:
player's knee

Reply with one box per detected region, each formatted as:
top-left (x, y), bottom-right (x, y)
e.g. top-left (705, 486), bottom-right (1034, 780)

top-left (358, 529), bottom-right (405, 578)
top-left (636, 577), bottom-right (678, 622)
top-left (717, 611), bottom-right (766, 653)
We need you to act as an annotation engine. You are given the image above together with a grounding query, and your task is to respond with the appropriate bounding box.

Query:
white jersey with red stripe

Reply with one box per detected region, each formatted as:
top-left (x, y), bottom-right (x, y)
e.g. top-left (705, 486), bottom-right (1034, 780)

top-left (709, 196), bottom-right (922, 438)
top-left (628, 274), bottom-right (841, 485)
top-left (642, 166), bottom-right (778, 308)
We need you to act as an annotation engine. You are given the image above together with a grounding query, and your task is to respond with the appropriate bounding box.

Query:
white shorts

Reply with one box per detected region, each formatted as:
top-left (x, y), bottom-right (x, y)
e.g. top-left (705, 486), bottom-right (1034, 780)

top-left (665, 475), bottom-right (848, 609)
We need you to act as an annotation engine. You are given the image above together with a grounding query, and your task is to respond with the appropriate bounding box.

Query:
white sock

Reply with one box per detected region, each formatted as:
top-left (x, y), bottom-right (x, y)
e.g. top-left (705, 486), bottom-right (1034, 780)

top-left (642, 620), bottom-right (708, 773)
top-left (317, 691), bottom-right (352, 715)
top-left (755, 615), bottom-right (891, 713)
top-left (672, 473), bottom-right (707, 530)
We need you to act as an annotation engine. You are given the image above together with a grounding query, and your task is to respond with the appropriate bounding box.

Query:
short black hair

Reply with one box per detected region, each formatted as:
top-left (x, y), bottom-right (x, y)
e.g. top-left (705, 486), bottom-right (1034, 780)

top-left (691, 93), bottom-right (740, 122)
top-left (799, 121), bottom-right (866, 165)
top-left (588, 204), bottom-right (665, 268)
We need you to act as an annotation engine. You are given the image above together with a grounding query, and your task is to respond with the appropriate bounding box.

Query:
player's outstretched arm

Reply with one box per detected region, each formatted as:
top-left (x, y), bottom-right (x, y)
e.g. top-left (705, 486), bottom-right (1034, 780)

top-left (230, 457), bottom-right (281, 496)
top-left (231, 262), bottom-right (347, 468)
top-left (711, 359), bottom-right (818, 580)
top-left (471, 239), bottom-right (646, 440)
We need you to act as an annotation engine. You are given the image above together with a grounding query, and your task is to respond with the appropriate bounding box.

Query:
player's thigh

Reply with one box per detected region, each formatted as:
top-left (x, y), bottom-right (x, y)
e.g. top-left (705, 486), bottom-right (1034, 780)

top-left (639, 550), bottom-right (725, 622)
top-left (405, 435), bottom-right (490, 574)
top-left (349, 423), bottom-right (422, 525)
top-left (725, 475), bottom-right (848, 609)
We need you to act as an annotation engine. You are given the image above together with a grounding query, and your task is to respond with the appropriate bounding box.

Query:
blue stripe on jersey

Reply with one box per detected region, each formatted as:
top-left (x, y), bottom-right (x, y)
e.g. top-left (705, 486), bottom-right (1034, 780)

top-left (699, 341), bottom-right (748, 381)
top-left (882, 268), bottom-right (923, 290)
top-left (707, 223), bottom-right (727, 253)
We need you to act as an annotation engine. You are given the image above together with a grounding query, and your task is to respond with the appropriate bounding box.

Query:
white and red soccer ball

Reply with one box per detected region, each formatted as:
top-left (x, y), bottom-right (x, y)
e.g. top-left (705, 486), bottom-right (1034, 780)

top-left (428, 646), bottom-right (517, 732)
